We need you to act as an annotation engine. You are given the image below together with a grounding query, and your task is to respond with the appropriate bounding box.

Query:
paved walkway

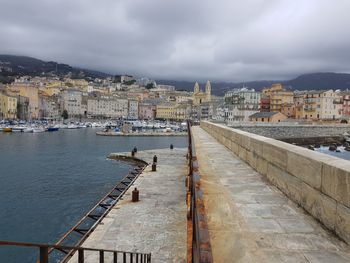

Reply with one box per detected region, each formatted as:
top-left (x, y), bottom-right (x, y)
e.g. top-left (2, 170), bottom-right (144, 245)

top-left (192, 126), bottom-right (350, 263)
top-left (69, 148), bottom-right (187, 263)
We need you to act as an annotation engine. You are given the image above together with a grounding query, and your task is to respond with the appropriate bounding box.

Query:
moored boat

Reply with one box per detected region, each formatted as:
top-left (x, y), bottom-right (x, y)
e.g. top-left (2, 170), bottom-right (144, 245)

top-left (23, 128), bottom-right (34, 133)
top-left (67, 124), bottom-right (78, 129)
top-left (3, 127), bottom-right (12, 132)
top-left (33, 127), bottom-right (45, 133)
top-left (47, 127), bottom-right (59, 132)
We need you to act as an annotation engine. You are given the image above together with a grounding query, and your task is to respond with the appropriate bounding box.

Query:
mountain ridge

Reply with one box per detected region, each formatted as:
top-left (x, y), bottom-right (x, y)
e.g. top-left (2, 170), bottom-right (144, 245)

top-left (1, 55), bottom-right (350, 95)
top-left (0, 54), bottom-right (110, 83)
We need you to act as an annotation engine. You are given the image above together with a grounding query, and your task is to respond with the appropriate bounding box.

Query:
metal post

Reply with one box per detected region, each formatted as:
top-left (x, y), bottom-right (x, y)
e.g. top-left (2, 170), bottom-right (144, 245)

top-left (78, 249), bottom-right (84, 263)
top-left (39, 246), bottom-right (48, 263)
top-left (130, 253), bottom-right (133, 263)
top-left (123, 252), bottom-right (126, 263)
top-left (100, 250), bottom-right (104, 263)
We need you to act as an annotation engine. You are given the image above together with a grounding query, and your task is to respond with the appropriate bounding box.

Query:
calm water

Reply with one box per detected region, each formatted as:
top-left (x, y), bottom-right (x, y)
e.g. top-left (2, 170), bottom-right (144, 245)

top-left (0, 129), bottom-right (187, 262)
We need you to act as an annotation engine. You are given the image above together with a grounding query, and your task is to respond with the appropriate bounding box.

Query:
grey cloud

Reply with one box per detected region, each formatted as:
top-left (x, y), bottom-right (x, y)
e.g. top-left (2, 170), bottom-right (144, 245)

top-left (0, 0), bottom-right (350, 81)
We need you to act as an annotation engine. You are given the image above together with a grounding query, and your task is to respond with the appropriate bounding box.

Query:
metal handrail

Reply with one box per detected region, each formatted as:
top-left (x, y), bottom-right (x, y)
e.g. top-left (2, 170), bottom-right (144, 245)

top-left (51, 160), bottom-right (149, 262)
top-left (187, 120), bottom-right (213, 263)
top-left (0, 240), bottom-right (151, 263)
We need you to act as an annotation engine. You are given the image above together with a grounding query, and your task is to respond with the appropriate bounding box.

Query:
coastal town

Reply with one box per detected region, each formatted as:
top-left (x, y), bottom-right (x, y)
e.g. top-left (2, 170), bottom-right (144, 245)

top-left (1, 74), bottom-right (350, 127)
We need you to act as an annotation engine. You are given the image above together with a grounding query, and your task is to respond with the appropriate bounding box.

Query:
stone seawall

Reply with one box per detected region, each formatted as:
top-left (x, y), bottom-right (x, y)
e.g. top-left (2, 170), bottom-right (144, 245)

top-left (229, 124), bottom-right (350, 140)
top-left (200, 121), bottom-right (350, 244)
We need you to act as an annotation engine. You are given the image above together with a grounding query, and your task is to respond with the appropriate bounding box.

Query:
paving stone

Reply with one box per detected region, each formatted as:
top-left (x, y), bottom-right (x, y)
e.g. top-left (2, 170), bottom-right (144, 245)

top-left (69, 148), bottom-right (187, 263)
top-left (192, 126), bottom-right (350, 263)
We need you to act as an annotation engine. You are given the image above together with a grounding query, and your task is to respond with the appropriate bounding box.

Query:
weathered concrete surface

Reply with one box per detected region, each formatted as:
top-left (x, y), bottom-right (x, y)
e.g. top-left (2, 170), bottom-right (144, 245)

top-left (69, 148), bottom-right (187, 263)
top-left (201, 121), bottom-right (350, 244)
top-left (192, 126), bottom-right (350, 263)
top-left (229, 124), bottom-right (350, 140)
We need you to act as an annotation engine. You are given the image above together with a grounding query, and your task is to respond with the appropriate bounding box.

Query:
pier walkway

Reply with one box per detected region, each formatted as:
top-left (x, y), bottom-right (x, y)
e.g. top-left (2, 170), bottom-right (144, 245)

top-left (69, 148), bottom-right (187, 263)
top-left (192, 126), bottom-right (350, 263)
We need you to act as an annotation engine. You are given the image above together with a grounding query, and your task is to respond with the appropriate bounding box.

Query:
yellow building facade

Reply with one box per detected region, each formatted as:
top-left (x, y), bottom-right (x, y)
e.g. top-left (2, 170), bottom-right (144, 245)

top-left (8, 84), bottom-right (39, 119)
top-left (0, 93), bottom-right (17, 119)
top-left (156, 103), bottom-right (177, 120)
top-left (262, 83), bottom-right (294, 113)
top-left (156, 102), bottom-right (191, 120)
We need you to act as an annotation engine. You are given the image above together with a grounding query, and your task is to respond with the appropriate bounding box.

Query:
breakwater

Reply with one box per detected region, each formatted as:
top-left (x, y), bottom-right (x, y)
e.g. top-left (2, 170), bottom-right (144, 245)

top-left (229, 124), bottom-right (350, 140)
top-left (201, 121), bottom-right (350, 244)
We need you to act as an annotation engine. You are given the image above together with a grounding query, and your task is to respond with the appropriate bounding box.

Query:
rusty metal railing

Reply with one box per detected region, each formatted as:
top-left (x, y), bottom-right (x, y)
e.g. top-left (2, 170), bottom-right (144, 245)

top-left (186, 120), bottom-right (213, 263)
top-left (51, 160), bottom-right (149, 262)
top-left (0, 240), bottom-right (151, 263)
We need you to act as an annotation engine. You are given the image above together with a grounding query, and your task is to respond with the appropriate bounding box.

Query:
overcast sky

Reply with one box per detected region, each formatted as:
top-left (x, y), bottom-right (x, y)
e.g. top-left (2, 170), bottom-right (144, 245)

top-left (0, 0), bottom-right (349, 81)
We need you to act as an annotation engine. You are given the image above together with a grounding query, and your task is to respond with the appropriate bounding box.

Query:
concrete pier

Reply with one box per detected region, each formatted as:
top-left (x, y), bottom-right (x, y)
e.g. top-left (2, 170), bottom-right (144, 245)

top-left (192, 126), bottom-right (350, 263)
top-left (69, 148), bottom-right (187, 263)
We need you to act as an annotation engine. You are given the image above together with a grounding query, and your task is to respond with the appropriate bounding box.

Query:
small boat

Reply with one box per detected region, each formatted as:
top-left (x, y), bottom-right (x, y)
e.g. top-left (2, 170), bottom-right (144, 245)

top-left (47, 127), bottom-right (59, 132)
top-left (12, 126), bottom-right (25, 132)
top-left (33, 127), bottom-right (46, 133)
top-left (3, 127), bottom-right (12, 132)
top-left (23, 128), bottom-right (34, 133)
top-left (67, 124), bottom-right (78, 129)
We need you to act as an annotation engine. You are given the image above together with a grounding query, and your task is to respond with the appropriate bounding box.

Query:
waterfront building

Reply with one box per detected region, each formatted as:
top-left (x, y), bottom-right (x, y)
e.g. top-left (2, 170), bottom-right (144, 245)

top-left (156, 102), bottom-right (191, 120)
top-left (175, 102), bottom-right (192, 120)
top-left (225, 87), bottom-right (260, 123)
top-left (249, 111), bottom-right (287, 123)
top-left (280, 103), bottom-right (295, 118)
top-left (156, 102), bottom-right (176, 120)
top-left (16, 95), bottom-right (30, 120)
top-left (339, 91), bottom-right (350, 118)
top-left (87, 94), bottom-right (128, 119)
top-left (260, 96), bottom-right (270, 112)
top-left (8, 83), bottom-right (40, 119)
top-left (128, 100), bottom-right (139, 120)
top-left (38, 91), bottom-right (60, 120)
top-left (303, 90), bottom-right (342, 120)
top-left (60, 89), bottom-right (84, 118)
top-left (0, 92), bottom-right (17, 119)
top-left (211, 103), bottom-right (228, 122)
top-left (294, 91), bottom-right (306, 119)
top-left (262, 83), bottom-right (294, 113)
top-left (193, 80), bottom-right (211, 106)
top-left (138, 101), bottom-right (157, 120)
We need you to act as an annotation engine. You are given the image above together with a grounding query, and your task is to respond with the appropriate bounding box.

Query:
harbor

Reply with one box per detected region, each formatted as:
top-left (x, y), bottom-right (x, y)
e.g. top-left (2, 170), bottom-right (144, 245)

top-left (68, 148), bottom-right (188, 263)
top-left (0, 128), bottom-right (187, 263)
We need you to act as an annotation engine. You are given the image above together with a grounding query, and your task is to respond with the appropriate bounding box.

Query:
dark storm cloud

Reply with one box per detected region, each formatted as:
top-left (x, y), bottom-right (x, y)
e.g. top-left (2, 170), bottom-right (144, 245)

top-left (0, 0), bottom-right (350, 81)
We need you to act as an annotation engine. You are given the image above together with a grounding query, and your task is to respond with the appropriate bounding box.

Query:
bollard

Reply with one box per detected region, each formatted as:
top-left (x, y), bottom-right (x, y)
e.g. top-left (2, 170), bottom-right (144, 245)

top-left (170, 144), bottom-right (174, 150)
top-left (133, 146), bottom-right (138, 153)
top-left (152, 162), bottom-right (156, 171)
top-left (131, 150), bottom-right (135, 157)
top-left (132, 188), bottom-right (139, 202)
top-left (153, 155), bottom-right (157, 163)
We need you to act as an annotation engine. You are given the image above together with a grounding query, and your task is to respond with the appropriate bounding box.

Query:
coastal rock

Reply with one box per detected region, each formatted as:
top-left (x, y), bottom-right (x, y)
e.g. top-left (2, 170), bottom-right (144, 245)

top-left (329, 145), bottom-right (337, 151)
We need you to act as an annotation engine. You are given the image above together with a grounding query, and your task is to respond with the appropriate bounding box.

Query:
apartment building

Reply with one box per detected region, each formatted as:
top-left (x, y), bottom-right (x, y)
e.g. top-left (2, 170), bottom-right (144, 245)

top-left (303, 90), bottom-right (342, 120)
top-left (87, 94), bottom-right (128, 119)
top-left (225, 88), bottom-right (260, 123)
top-left (0, 92), bottom-right (17, 119)
top-left (262, 83), bottom-right (293, 113)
